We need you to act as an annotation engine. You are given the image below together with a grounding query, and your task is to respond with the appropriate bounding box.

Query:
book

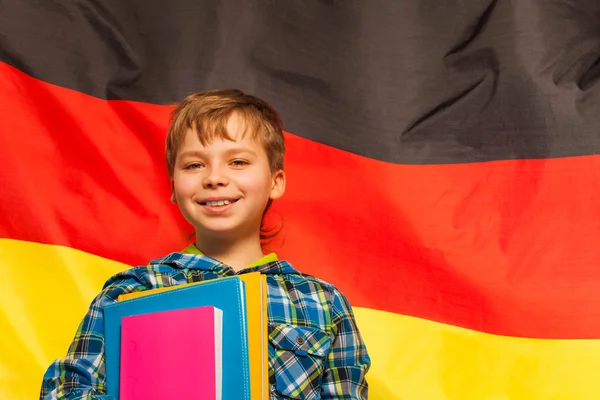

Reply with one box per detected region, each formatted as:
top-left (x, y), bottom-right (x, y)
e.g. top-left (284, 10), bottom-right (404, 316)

top-left (118, 272), bottom-right (269, 399)
top-left (119, 306), bottom-right (222, 400)
top-left (104, 277), bottom-right (249, 399)
top-left (238, 273), bottom-right (269, 400)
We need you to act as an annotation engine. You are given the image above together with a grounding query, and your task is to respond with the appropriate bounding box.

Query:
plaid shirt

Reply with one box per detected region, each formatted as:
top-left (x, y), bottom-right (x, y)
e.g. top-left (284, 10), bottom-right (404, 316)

top-left (40, 252), bottom-right (370, 399)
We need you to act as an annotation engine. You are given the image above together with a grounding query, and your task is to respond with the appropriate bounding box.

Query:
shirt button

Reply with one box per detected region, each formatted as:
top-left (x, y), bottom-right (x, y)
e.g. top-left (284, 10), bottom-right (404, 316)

top-left (296, 336), bottom-right (305, 345)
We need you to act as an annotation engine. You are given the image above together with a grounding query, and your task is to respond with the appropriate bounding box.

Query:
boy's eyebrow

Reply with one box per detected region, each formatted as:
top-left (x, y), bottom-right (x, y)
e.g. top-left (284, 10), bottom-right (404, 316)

top-left (222, 147), bottom-right (258, 156)
top-left (177, 150), bottom-right (204, 159)
top-left (177, 147), bottom-right (258, 159)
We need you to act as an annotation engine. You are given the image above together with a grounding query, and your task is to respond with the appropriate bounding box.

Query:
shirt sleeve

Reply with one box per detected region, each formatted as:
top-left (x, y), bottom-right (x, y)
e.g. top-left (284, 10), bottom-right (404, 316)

top-left (40, 270), bottom-right (146, 400)
top-left (320, 288), bottom-right (371, 399)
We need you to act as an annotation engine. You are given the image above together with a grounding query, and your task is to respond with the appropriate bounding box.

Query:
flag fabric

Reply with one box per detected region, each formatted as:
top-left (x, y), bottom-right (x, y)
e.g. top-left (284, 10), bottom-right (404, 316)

top-left (2, 1), bottom-right (600, 399)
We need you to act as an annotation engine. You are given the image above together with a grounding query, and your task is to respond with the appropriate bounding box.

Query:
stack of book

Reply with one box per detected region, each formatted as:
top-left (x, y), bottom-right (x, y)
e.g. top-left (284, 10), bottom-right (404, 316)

top-left (103, 272), bottom-right (268, 400)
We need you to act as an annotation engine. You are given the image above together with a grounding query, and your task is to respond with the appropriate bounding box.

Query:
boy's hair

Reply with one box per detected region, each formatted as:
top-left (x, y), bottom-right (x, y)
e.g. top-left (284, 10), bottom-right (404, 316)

top-left (165, 89), bottom-right (285, 178)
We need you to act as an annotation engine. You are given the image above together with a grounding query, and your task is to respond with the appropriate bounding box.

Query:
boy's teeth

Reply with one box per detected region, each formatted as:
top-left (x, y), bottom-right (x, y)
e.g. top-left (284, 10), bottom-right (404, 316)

top-left (206, 200), bottom-right (231, 206)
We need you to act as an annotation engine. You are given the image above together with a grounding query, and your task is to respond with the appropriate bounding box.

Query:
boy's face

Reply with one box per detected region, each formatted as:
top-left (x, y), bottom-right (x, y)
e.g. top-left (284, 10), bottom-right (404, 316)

top-left (171, 113), bottom-right (285, 241)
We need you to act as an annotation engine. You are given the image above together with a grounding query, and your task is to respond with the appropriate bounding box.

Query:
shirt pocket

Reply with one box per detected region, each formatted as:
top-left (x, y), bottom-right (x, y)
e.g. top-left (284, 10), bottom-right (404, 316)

top-left (268, 323), bottom-right (332, 400)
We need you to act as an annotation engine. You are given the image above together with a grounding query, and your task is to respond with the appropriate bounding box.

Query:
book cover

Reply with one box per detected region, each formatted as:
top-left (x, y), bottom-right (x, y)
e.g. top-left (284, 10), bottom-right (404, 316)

top-left (119, 306), bottom-right (222, 400)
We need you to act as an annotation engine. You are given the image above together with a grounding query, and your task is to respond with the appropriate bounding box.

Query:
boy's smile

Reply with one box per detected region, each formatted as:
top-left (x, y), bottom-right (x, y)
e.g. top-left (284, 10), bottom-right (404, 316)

top-left (171, 112), bottom-right (285, 240)
top-left (198, 197), bottom-right (239, 214)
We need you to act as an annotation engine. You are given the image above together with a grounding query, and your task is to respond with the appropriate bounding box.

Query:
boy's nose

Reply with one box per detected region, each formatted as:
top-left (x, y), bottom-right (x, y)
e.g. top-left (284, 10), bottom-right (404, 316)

top-left (202, 168), bottom-right (229, 188)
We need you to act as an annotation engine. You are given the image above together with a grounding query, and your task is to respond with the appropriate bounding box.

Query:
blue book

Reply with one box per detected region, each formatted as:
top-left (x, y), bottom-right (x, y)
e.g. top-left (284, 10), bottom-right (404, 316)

top-left (103, 277), bottom-right (249, 399)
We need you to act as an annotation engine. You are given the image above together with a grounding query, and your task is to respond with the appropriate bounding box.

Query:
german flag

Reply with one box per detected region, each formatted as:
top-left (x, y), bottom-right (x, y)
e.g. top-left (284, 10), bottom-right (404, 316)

top-left (2, 2), bottom-right (600, 399)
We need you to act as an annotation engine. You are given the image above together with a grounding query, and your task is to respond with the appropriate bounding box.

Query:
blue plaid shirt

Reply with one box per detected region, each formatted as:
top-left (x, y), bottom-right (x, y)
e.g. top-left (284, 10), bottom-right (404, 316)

top-left (40, 252), bottom-right (370, 399)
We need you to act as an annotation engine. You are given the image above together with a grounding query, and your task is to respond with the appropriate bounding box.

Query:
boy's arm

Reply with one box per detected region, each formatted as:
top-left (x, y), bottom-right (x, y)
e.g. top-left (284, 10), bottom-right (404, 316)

top-left (320, 288), bottom-right (371, 399)
top-left (40, 273), bottom-right (144, 400)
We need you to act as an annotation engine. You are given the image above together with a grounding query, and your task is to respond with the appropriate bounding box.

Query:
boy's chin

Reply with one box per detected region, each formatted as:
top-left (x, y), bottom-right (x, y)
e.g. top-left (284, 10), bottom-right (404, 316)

top-left (193, 225), bottom-right (253, 240)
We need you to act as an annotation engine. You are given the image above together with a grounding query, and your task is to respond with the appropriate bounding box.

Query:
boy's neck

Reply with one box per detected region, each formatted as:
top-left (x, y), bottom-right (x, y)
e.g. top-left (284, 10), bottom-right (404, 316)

top-left (195, 234), bottom-right (264, 272)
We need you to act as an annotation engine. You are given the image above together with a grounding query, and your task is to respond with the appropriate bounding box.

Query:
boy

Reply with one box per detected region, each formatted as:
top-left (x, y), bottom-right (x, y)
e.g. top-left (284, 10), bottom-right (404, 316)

top-left (40, 89), bottom-right (370, 399)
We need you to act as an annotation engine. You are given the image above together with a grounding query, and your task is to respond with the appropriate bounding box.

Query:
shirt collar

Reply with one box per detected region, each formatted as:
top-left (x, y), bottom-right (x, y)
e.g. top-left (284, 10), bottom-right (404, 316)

top-left (181, 243), bottom-right (279, 268)
top-left (149, 244), bottom-right (300, 276)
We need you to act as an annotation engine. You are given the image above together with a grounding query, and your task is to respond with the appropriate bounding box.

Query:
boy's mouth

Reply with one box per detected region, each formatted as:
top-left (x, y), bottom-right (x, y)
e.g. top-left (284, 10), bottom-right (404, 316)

top-left (198, 198), bottom-right (239, 207)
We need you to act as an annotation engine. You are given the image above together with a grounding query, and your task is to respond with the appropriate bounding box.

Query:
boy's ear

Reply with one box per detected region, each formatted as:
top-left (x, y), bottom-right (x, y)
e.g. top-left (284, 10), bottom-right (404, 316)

top-left (170, 180), bottom-right (177, 204)
top-left (269, 169), bottom-right (286, 200)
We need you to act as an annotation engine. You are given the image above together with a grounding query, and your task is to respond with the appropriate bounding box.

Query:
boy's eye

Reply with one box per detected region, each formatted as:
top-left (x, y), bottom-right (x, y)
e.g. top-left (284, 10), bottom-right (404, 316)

top-left (184, 162), bottom-right (203, 169)
top-left (230, 160), bottom-right (249, 167)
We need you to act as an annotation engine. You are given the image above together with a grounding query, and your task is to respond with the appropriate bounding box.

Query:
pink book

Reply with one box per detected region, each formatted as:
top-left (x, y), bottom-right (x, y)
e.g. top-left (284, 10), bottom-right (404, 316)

top-left (119, 306), bottom-right (223, 400)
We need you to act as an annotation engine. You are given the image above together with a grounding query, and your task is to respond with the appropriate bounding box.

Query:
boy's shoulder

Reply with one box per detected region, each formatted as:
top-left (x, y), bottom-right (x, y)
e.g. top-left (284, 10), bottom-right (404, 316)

top-left (283, 270), bottom-right (339, 292)
top-left (274, 268), bottom-right (356, 314)
top-left (105, 251), bottom-right (225, 283)
top-left (96, 252), bottom-right (202, 301)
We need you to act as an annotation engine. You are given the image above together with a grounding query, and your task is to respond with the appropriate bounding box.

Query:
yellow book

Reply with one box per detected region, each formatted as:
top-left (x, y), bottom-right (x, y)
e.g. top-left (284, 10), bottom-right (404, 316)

top-left (118, 273), bottom-right (269, 400)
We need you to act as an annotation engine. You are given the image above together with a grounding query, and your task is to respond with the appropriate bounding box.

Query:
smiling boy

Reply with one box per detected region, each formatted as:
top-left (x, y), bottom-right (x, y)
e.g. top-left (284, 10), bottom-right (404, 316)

top-left (41, 89), bottom-right (370, 399)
